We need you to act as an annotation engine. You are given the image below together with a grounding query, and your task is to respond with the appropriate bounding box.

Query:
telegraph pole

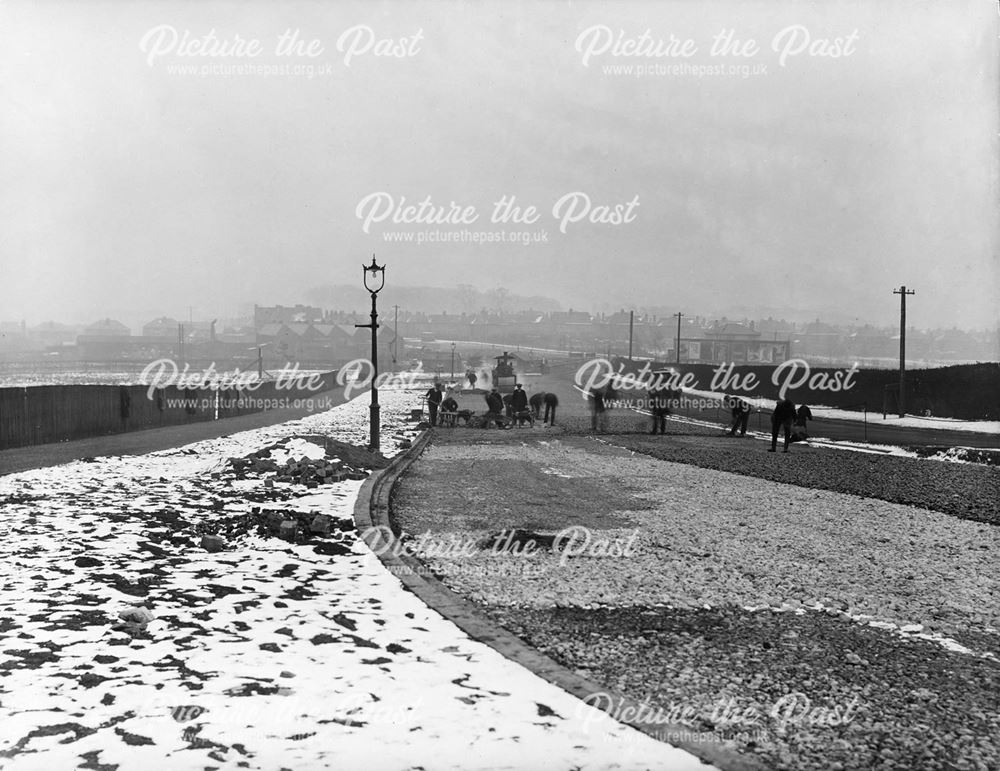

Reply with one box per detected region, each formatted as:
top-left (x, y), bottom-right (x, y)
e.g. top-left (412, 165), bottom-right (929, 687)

top-left (893, 285), bottom-right (915, 417)
top-left (393, 304), bottom-right (399, 366)
top-left (628, 310), bottom-right (634, 360)
top-left (674, 312), bottom-right (683, 363)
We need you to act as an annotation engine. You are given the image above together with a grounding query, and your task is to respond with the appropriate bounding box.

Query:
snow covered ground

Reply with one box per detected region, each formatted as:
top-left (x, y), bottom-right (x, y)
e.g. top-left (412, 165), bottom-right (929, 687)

top-left (0, 387), bottom-right (704, 770)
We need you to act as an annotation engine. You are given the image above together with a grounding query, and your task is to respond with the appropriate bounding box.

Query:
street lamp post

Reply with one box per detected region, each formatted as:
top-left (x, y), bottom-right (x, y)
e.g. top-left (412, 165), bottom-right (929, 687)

top-left (393, 304), bottom-right (399, 367)
top-left (628, 310), bottom-right (634, 360)
top-left (451, 342), bottom-right (456, 381)
top-left (356, 255), bottom-right (385, 451)
top-left (674, 312), bottom-right (683, 364)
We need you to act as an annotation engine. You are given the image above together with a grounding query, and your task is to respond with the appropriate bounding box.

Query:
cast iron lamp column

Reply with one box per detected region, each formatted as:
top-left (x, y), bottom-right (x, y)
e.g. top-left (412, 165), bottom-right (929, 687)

top-left (356, 255), bottom-right (385, 451)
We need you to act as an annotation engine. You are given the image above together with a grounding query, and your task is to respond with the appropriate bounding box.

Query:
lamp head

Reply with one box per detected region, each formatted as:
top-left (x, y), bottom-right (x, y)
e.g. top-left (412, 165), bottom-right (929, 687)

top-left (363, 254), bottom-right (385, 294)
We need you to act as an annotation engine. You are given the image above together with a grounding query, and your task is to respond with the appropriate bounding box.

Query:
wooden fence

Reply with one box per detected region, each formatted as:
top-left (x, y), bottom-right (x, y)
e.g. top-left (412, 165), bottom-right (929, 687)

top-left (609, 359), bottom-right (1000, 421)
top-left (0, 372), bottom-right (341, 451)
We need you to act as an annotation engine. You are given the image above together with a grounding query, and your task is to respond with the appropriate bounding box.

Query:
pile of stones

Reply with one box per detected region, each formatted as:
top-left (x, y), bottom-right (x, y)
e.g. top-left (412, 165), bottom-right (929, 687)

top-left (911, 446), bottom-right (1000, 466)
top-left (197, 435), bottom-right (395, 553)
top-left (229, 435), bottom-right (391, 473)
top-left (197, 507), bottom-right (355, 554)
top-left (227, 444), bottom-right (372, 488)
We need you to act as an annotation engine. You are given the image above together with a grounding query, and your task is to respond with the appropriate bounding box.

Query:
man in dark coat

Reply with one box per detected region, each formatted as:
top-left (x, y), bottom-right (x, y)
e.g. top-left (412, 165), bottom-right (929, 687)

top-left (790, 404), bottom-right (813, 443)
top-left (439, 394), bottom-right (459, 426)
top-left (590, 386), bottom-right (610, 432)
top-left (542, 392), bottom-right (558, 425)
top-left (728, 397), bottom-right (751, 437)
top-left (769, 398), bottom-right (796, 452)
top-left (649, 384), bottom-right (673, 435)
top-left (484, 387), bottom-right (506, 428)
top-left (510, 383), bottom-right (528, 413)
top-left (425, 382), bottom-right (444, 426)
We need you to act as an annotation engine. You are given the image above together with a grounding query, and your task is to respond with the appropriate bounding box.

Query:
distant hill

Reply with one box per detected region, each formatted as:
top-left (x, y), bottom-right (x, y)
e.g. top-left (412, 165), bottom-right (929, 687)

top-left (303, 284), bottom-right (562, 315)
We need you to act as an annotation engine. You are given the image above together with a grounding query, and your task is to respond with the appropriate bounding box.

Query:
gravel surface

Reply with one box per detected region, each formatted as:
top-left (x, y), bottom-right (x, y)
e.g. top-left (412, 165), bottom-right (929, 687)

top-left (395, 437), bottom-right (1000, 641)
top-left (433, 387), bottom-right (1000, 525)
top-left (482, 604), bottom-right (1000, 771)
top-left (391, 431), bottom-right (1000, 770)
top-left (612, 431), bottom-right (1000, 526)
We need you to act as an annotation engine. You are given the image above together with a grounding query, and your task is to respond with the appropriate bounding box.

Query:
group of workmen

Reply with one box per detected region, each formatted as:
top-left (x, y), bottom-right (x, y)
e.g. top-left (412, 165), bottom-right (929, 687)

top-left (424, 382), bottom-right (558, 429)
top-left (424, 380), bottom-right (813, 451)
top-left (727, 396), bottom-right (813, 452)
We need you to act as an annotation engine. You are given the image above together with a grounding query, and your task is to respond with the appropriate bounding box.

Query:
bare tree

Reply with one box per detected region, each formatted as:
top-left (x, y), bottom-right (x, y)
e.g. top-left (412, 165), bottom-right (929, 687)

top-left (487, 286), bottom-right (510, 314)
top-left (456, 283), bottom-right (479, 314)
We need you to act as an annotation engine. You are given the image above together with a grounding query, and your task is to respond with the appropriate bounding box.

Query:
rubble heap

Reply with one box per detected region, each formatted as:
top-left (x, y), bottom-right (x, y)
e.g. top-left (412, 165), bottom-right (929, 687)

top-left (195, 506), bottom-right (355, 555)
top-left (225, 434), bottom-right (393, 487)
top-left (229, 453), bottom-right (368, 487)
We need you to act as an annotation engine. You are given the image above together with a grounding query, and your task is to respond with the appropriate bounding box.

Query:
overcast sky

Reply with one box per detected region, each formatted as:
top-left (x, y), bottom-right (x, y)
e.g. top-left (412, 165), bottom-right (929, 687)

top-left (1, 0), bottom-right (997, 331)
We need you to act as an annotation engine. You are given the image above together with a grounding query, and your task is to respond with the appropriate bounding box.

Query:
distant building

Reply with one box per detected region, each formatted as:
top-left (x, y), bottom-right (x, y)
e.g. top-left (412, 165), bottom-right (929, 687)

top-left (933, 328), bottom-right (979, 359)
top-left (797, 319), bottom-right (842, 358)
top-left (679, 320), bottom-right (790, 364)
top-left (254, 304), bottom-right (325, 326)
top-left (76, 318), bottom-right (132, 358)
top-left (0, 320), bottom-right (29, 352)
top-left (253, 318), bottom-right (396, 365)
top-left (550, 309), bottom-right (592, 323)
top-left (30, 321), bottom-right (80, 349)
top-left (848, 326), bottom-right (896, 359)
top-left (80, 318), bottom-right (131, 339)
top-left (142, 317), bottom-right (179, 340)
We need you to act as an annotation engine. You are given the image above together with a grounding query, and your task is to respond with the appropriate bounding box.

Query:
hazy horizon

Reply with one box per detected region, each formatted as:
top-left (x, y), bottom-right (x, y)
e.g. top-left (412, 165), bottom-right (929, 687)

top-left (5, 280), bottom-right (998, 340)
top-left (1, 1), bottom-right (997, 333)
